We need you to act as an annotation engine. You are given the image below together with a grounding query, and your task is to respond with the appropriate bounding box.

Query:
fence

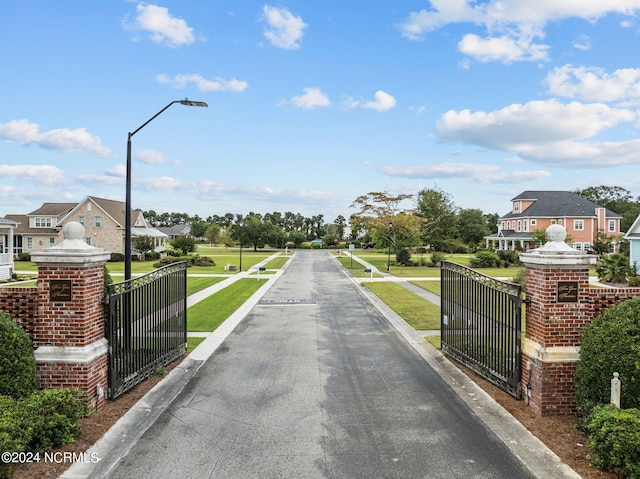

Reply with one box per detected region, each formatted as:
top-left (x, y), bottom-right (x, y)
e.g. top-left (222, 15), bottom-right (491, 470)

top-left (440, 261), bottom-right (523, 398)
top-left (105, 261), bottom-right (187, 399)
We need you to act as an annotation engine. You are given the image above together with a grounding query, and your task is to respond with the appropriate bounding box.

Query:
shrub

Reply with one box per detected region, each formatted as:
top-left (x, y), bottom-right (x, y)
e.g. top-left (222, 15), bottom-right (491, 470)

top-left (16, 252), bottom-right (30, 261)
top-left (628, 276), bottom-right (640, 287)
top-left (574, 299), bottom-right (640, 419)
top-left (510, 268), bottom-right (526, 287)
top-left (0, 312), bottom-right (37, 399)
top-left (153, 257), bottom-right (190, 268)
top-left (145, 251), bottom-right (160, 260)
top-left (0, 395), bottom-right (29, 478)
top-left (109, 252), bottom-right (124, 262)
top-left (188, 255), bottom-right (215, 267)
top-left (429, 252), bottom-right (446, 267)
top-left (497, 250), bottom-right (520, 265)
top-left (395, 248), bottom-right (412, 266)
top-left (23, 389), bottom-right (90, 452)
top-left (469, 251), bottom-right (500, 268)
top-left (585, 404), bottom-right (640, 478)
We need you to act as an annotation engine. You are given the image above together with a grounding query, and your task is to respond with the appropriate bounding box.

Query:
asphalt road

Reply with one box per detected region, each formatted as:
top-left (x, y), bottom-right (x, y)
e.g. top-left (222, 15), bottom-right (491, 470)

top-left (86, 250), bottom-right (550, 478)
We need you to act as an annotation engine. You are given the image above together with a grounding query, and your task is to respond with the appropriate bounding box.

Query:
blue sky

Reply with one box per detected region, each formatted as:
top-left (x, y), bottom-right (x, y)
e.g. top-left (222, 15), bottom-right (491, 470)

top-left (3, 1), bottom-right (640, 223)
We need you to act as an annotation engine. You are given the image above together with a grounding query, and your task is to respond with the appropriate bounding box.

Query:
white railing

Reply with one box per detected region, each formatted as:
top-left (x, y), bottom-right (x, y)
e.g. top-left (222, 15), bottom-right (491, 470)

top-left (0, 253), bottom-right (12, 265)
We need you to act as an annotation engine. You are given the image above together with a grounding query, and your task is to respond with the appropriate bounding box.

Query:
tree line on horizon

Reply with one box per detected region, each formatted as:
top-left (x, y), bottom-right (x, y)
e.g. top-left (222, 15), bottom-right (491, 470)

top-left (142, 185), bottom-right (640, 254)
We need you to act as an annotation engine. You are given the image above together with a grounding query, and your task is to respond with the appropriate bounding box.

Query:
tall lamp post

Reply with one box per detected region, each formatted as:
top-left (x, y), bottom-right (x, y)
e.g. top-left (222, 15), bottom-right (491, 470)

top-left (387, 221), bottom-right (393, 272)
top-left (125, 99), bottom-right (207, 281)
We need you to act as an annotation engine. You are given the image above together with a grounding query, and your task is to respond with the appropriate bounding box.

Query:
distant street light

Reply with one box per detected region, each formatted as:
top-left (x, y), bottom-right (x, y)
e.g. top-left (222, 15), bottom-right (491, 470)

top-left (387, 221), bottom-right (393, 272)
top-left (124, 99), bottom-right (208, 281)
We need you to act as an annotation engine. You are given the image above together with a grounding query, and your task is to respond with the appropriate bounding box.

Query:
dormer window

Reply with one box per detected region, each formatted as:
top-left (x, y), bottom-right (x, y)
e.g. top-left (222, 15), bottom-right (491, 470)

top-left (514, 202), bottom-right (520, 212)
top-left (34, 217), bottom-right (52, 228)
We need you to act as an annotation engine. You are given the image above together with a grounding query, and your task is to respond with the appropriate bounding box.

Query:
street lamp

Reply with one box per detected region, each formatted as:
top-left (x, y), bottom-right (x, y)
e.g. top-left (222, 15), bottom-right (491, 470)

top-left (124, 99), bottom-right (208, 281)
top-left (387, 221), bottom-right (393, 272)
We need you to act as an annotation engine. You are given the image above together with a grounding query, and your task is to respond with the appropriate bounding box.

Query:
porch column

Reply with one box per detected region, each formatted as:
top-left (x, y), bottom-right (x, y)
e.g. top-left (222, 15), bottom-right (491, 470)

top-left (519, 225), bottom-right (596, 415)
top-left (31, 222), bottom-right (112, 410)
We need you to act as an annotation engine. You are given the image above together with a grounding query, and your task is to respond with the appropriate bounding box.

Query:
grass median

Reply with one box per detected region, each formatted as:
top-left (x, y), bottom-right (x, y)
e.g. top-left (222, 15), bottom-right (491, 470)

top-left (364, 282), bottom-right (440, 331)
top-left (187, 278), bottom-right (268, 332)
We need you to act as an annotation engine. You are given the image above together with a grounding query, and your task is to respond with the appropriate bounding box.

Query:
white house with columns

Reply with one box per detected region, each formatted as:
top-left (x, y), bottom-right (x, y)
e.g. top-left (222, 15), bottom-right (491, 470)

top-left (0, 217), bottom-right (18, 280)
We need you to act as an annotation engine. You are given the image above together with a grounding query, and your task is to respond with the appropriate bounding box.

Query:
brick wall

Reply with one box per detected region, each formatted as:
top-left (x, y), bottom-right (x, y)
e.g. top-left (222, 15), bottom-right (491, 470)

top-left (36, 265), bottom-right (105, 348)
top-left (0, 286), bottom-right (38, 341)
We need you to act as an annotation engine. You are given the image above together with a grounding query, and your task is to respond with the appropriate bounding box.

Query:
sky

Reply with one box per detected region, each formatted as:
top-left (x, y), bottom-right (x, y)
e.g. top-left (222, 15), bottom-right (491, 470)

top-left (3, 1), bottom-right (640, 224)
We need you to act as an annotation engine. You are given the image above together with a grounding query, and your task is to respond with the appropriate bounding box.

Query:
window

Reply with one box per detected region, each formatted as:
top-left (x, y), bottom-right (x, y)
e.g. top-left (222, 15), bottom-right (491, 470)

top-left (574, 220), bottom-right (584, 230)
top-left (34, 217), bottom-right (52, 228)
top-left (517, 220), bottom-right (521, 232)
top-left (48, 238), bottom-right (55, 247)
top-left (584, 243), bottom-right (590, 252)
top-left (93, 216), bottom-right (102, 228)
top-left (77, 215), bottom-right (85, 226)
top-left (85, 237), bottom-right (92, 246)
top-left (575, 243), bottom-right (582, 251)
top-left (514, 202), bottom-right (520, 212)
top-left (551, 220), bottom-right (557, 225)
top-left (523, 220), bottom-right (528, 232)
top-left (26, 238), bottom-right (33, 250)
top-left (531, 219), bottom-right (537, 226)
top-left (608, 220), bottom-right (616, 232)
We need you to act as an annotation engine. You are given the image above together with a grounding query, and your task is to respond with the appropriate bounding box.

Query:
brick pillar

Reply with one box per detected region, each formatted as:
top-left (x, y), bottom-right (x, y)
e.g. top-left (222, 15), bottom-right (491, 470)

top-left (519, 225), bottom-right (596, 415)
top-left (31, 222), bottom-right (111, 410)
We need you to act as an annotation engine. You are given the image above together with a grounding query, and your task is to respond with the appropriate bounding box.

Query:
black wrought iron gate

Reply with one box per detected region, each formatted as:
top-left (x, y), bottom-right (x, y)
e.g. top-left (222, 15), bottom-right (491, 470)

top-left (440, 261), bottom-right (522, 398)
top-left (105, 261), bottom-right (187, 399)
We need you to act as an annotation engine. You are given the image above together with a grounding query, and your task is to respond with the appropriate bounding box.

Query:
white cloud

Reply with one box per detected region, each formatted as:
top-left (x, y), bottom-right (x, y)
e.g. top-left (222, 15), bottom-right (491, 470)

top-left (135, 148), bottom-right (182, 165)
top-left (124, 3), bottom-right (196, 47)
top-left (380, 162), bottom-right (498, 178)
top-left (436, 99), bottom-right (635, 150)
top-left (572, 34), bottom-right (591, 51)
top-left (362, 91), bottom-right (397, 112)
top-left (435, 99), bottom-right (640, 167)
top-left (195, 180), bottom-right (275, 200)
top-left (136, 176), bottom-right (186, 191)
top-left (262, 5), bottom-right (307, 50)
top-left (545, 65), bottom-right (640, 102)
top-left (156, 73), bottom-right (248, 92)
top-left (0, 119), bottom-right (112, 157)
top-left (378, 161), bottom-right (550, 184)
top-left (398, 1), bottom-right (640, 63)
top-left (458, 33), bottom-right (549, 63)
top-left (288, 87), bottom-right (331, 109)
top-left (0, 164), bottom-right (66, 185)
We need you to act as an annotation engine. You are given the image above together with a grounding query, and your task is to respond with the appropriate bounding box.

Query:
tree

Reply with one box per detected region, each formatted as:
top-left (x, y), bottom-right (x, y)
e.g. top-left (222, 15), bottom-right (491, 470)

top-left (574, 185), bottom-right (640, 232)
top-left (334, 215), bottom-right (347, 239)
top-left (171, 236), bottom-right (196, 255)
top-left (189, 221), bottom-right (209, 239)
top-left (414, 187), bottom-right (458, 250)
top-left (205, 224), bottom-right (221, 246)
top-left (350, 191), bottom-right (419, 254)
top-left (132, 235), bottom-right (155, 260)
top-left (457, 209), bottom-right (490, 245)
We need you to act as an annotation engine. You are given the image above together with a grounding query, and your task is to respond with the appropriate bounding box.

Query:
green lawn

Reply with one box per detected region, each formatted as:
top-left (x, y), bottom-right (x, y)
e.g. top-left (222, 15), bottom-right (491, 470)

top-left (335, 256), bottom-right (383, 278)
top-left (365, 282), bottom-right (440, 330)
top-left (187, 278), bottom-right (267, 332)
top-left (187, 277), bottom-right (226, 296)
top-left (187, 336), bottom-right (205, 352)
top-left (410, 280), bottom-right (441, 295)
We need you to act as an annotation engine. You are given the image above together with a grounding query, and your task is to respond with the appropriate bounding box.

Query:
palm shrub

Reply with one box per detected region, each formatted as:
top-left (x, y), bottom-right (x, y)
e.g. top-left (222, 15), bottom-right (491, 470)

top-left (0, 312), bottom-right (37, 399)
top-left (574, 299), bottom-right (640, 419)
top-left (596, 253), bottom-right (631, 284)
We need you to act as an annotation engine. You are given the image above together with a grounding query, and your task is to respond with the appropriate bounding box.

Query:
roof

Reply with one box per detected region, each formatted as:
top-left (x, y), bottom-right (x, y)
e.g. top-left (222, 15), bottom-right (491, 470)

top-left (158, 224), bottom-right (191, 236)
top-left (28, 202), bottom-right (76, 217)
top-left (5, 214), bottom-right (57, 235)
top-left (0, 217), bottom-right (18, 226)
top-left (501, 191), bottom-right (621, 220)
top-left (131, 227), bottom-right (168, 238)
top-left (485, 230), bottom-right (533, 240)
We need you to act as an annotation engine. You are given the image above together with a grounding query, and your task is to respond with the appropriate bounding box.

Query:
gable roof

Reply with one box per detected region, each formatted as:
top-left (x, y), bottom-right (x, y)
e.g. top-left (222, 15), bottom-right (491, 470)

top-left (501, 191), bottom-right (621, 220)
